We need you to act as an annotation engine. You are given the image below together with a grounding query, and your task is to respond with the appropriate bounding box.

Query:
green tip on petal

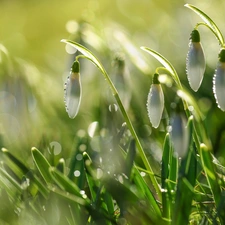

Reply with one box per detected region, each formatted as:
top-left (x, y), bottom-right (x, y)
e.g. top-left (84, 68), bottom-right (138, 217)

top-left (71, 61), bottom-right (80, 73)
top-left (219, 48), bottom-right (225, 62)
top-left (152, 73), bottom-right (160, 84)
top-left (190, 29), bottom-right (200, 42)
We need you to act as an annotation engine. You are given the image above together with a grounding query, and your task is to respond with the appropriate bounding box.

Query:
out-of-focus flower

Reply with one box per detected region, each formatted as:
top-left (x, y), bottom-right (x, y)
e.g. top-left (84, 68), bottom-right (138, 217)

top-left (186, 29), bottom-right (206, 92)
top-left (147, 73), bottom-right (164, 128)
top-left (213, 48), bottom-right (225, 111)
top-left (64, 60), bottom-right (82, 118)
top-left (170, 113), bottom-right (189, 158)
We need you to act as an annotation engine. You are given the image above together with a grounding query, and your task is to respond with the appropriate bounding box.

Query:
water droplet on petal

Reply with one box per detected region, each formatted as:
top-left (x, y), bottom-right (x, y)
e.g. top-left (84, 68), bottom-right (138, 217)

top-left (213, 61), bottom-right (225, 111)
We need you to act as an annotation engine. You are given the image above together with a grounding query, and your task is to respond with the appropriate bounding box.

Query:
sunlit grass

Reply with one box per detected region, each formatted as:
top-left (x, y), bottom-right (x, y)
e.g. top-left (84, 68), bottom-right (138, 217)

top-left (1, 2), bottom-right (225, 225)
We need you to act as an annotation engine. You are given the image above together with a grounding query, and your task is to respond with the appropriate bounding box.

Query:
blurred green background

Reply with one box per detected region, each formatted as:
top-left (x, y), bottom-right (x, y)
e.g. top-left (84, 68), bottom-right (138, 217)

top-left (0, 0), bottom-right (225, 162)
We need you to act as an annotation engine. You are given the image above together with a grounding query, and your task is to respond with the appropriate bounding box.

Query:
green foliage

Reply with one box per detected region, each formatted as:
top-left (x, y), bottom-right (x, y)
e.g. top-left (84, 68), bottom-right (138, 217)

top-left (1, 3), bottom-right (225, 225)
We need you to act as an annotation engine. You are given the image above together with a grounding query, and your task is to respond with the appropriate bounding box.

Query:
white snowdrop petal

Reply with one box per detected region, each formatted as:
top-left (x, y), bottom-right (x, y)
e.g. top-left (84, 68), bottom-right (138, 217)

top-left (171, 114), bottom-right (189, 158)
top-left (64, 72), bottom-right (82, 118)
top-left (147, 84), bottom-right (164, 128)
top-left (213, 62), bottom-right (225, 111)
top-left (186, 42), bottom-right (205, 92)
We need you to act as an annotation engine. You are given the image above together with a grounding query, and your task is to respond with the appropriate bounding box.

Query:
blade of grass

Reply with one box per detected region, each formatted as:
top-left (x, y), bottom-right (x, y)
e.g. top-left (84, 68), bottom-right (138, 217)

top-left (0, 165), bottom-right (22, 193)
top-left (49, 167), bottom-right (87, 200)
top-left (1, 148), bottom-right (49, 198)
top-left (31, 147), bottom-right (52, 184)
top-left (161, 133), bottom-right (172, 222)
top-left (200, 144), bottom-right (223, 222)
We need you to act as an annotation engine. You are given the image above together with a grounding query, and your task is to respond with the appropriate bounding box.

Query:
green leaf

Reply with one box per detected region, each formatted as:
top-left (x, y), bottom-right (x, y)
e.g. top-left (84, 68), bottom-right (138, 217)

top-left (49, 167), bottom-right (86, 199)
top-left (140, 46), bottom-right (180, 86)
top-left (132, 166), bottom-right (161, 217)
top-left (200, 144), bottom-right (222, 210)
top-left (50, 186), bottom-right (88, 206)
top-left (31, 147), bottom-right (52, 184)
top-left (2, 148), bottom-right (49, 198)
top-left (185, 4), bottom-right (224, 46)
top-left (0, 165), bottom-right (22, 193)
top-left (61, 39), bottom-right (106, 76)
top-left (161, 133), bottom-right (172, 221)
top-left (1, 148), bottom-right (29, 175)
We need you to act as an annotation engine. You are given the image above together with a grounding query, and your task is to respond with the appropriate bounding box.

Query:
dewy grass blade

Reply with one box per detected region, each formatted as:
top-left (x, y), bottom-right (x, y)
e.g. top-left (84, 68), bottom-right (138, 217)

top-left (50, 186), bottom-right (89, 206)
top-left (1, 148), bottom-right (29, 174)
top-left (49, 167), bottom-right (90, 202)
top-left (56, 158), bottom-right (66, 175)
top-left (185, 4), bottom-right (225, 46)
top-left (161, 133), bottom-right (172, 222)
top-left (0, 165), bottom-right (22, 192)
top-left (132, 166), bottom-right (161, 216)
top-left (31, 147), bottom-right (52, 184)
top-left (61, 39), bottom-right (161, 198)
top-left (200, 144), bottom-right (222, 219)
top-left (2, 148), bottom-right (49, 198)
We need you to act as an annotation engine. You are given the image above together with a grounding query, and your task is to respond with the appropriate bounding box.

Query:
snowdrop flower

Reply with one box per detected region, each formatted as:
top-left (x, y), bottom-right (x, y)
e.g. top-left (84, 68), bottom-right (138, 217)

top-left (213, 48), bottom-right (225, 111)
top-left (64, 60), bottom-right (82, 118)
top-left (186, 29), bottom-right (206, 92)
top-left (147, 73), bottom-right (164, 128)
top-left (170, 113), bottom-right (189, 158)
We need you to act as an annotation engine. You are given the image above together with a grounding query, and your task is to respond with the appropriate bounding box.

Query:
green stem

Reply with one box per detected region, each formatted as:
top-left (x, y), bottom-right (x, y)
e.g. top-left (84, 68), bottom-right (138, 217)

top-left (195, 22), bottom-right (225, 47)
top-left (101, 69), bottom-right (161, 198)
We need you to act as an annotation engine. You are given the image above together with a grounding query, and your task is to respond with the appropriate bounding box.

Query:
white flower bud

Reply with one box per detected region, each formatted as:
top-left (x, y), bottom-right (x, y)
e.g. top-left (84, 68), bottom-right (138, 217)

top-left (171, 113), bottom-right (189, 158)
top-left (213, 49), bottom-right (225, 111)
top-left (64, 61), bottom-right (82, 118)
top-left (186, 29), bottom-right (206, 92)
top-left (147, 74), bottom-right (164, 128)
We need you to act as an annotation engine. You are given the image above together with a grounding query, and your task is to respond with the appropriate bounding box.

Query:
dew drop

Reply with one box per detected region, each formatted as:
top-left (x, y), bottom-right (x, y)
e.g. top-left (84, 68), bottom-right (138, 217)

top-left (188, 105), bottom-right (194, 112)
top-left (140, 172), bottom-right (146, 177)
top-left (79, 144), bottom-right (87, 152)
top-left (88, 121), bottom-right (98, 137)
top-left (74, 170), bottom-right (81, 177)
top-left (65, 44), bottom-right (77, 54)
top-left (65, 20), bottom-right (79, 34)
top-left (96, 168), bottom-right (103, 179)
top-left (80, 190), bottom-right (85, 195)
top-left (76, 154), bottom-right (83, 161)
top-left (77, 129), bottom-right (86, 138)
top-left (109, 103), bottom-right (118, 112)
top-left (48, 141), bottom-right (62, 155)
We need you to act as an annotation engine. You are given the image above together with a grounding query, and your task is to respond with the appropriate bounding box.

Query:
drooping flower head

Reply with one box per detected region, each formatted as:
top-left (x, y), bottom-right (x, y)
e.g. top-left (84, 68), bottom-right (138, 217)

top-left (213, 48), bottom-right (225, 111)
top-left (186, 29), bottom-right (206, 92)
top-left (170, 102), bottom-right (189, 158)
top-left (147, 73), bottom-right (164, 128)
top-left (64, 60), bottom-right (82, 118)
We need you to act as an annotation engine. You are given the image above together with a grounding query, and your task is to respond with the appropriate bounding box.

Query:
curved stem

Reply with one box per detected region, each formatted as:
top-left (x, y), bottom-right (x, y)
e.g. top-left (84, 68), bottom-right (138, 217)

top-left (195, 22), bottom-right (225, 47)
